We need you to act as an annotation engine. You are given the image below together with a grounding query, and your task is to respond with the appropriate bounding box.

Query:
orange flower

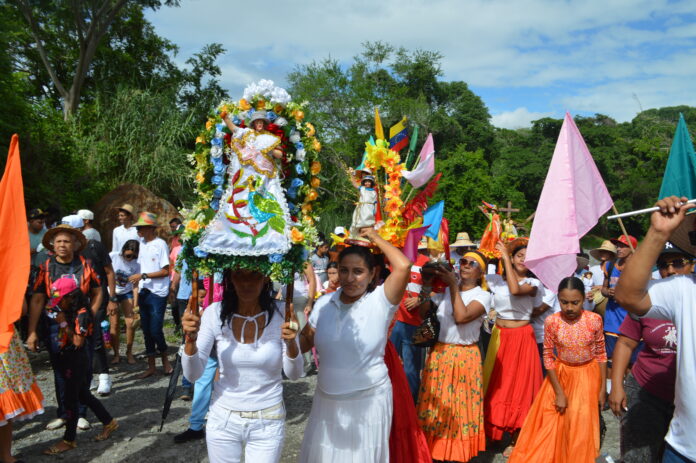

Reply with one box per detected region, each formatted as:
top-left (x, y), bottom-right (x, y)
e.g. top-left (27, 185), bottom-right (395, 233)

top-left (305, 122), bottom-right (316, 137)
top-left (274, 103), bottom-right (284, 114)
top-left (239, 99), bottom-right (251, 110)
top-left (291, 227), bottom-right (305, 243)
top-left (301, 203), bottom-right (313, 213)
top-left (310, 161), bottom-right (322, 175)
top-left (312, 138), bottom-right (322, 152)
top-left (186, 220), bottom-right (201, 232)
top-left (310, 176), bottom-right (321, 188)
top-left (195, 172), bottom-right (205, 184)
top-left (255, 99), bottom-right (266, 110)
top-left (388, 172), bottom-right (401, 183)
top-left (384, 198), bottom-right (402, 214)
top-left (384, 182), bottom-right (401, 198)
top-left (293, 110), bottom-right (305, 121)
top-left (206, 120), bottom-right (213, 130)
top-left (306, 189), bottom-right (318, 201)
top-left (195, 136), bottom-right (205, 145)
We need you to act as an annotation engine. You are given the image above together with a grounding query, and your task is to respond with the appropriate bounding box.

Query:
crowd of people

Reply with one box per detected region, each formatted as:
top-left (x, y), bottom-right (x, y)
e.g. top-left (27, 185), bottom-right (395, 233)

top-left (1, 196), bottom-right (694, 463)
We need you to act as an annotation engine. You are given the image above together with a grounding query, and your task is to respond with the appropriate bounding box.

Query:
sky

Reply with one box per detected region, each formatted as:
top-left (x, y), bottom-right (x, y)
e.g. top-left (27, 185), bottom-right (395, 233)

top-left (146, 0), bottom-right (696, 129)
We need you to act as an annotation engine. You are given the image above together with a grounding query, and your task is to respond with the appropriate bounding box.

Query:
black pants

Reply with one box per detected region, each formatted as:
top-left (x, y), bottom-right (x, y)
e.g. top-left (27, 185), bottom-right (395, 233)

top-left (92, 286), bottom-right (109, 375)
top-left (58, 347), bottom-right (112, 442)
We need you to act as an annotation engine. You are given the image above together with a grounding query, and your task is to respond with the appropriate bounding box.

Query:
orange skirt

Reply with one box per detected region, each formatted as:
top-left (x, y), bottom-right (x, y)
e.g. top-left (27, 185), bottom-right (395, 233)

top-left (417, 342), bottom-right (485, 462)
top-left (483, 324), bottom-right (542, 441)
top-left (0, 331), bottom-right (44, 425)
top-left (509, 361), bottom-right (601, 463)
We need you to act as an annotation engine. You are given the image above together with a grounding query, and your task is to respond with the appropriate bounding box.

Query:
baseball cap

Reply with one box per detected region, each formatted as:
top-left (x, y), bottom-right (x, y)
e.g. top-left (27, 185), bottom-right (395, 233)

top-left (658, 241), bottom-right (694, 258)
top-left (333, 226), bottom-right (346, 236)
top-left (28, 208), bottom-right (47, 220)
top-left (77, 209), bottom-right (94, 221)
top-left (61, 215), bottom-right (85, 229)
top-left (610, 235), bottom-right (638, 249)
top-left (49, 276), bottom-right (78, 308)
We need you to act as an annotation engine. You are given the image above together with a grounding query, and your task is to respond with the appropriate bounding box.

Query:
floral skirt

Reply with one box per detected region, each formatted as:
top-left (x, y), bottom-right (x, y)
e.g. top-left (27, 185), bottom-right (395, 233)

top-left (417, 342), bottom-right (485, 462)
top-left (483, 324), bottom-right (542, 441)
top-left (509, 360), bottom-right (601, 463)
top-left (0, 331), bottom-right (44, 426)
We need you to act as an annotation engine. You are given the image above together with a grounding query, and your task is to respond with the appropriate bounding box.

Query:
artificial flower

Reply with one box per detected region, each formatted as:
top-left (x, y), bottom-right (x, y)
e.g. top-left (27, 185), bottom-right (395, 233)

top-left (312, 138), bottom-right (322, 152)
top-left (206, 120), bottom-right (213, 130)
top-left (186, 220), bottom-right (201, 232)
top-left (384, 182), bottom-right (401, 198)
top-left (305, 122), bottom-right (316, 137)
top-left (301, 203), bottom-right (313, 213)
top-left (310, 177), bottom-right (321, 188)
top-left (293, 110), bottom-right (305, 121)
top-left (291, 227), bottom-right (305, 243)
top-left (306, 189), bottom-right (318, 201)
top-left (274, 104), bottom-right (284, 114)
top-left (256, 99), bottom-right (266, 110)
top-left (196, 136), bottom-right (205, 145)
top-left (195, 172), bottom-right (205, 184)
top-left (310, 161), bottom-right (322, 175)
top-left (239, 99), bottom-right (251, 110)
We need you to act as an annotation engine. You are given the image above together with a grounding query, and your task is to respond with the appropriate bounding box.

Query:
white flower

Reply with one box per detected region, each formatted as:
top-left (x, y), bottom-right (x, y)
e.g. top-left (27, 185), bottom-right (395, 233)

top-left (289, 132), bottom-right (301, 143)
top-left (211, 145), bottom-right (223, 158)
top-left (295, 148), bottom-right (306, 162)
top-left (275, 117), bottom-right (288, 127)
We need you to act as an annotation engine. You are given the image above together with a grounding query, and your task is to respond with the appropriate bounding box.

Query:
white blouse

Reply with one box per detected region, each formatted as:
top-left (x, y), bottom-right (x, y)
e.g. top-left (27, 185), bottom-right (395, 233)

top-left (487, 274), bottom-right (543, 321)
top-left (308, 285), bottom-right (397, 395)
top-left (182, 302), bottom-right (303, 412)
top-left (432, 286), bottom-right (492, 345)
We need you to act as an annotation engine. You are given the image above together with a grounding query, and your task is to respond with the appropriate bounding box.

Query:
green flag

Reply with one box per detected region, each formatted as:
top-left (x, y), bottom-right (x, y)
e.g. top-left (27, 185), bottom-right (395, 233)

top-left (356, 136), bottom-right (375, 171)
top-left (405, 125), bottom-right (419, 170)
top-left (659, 114), bottom-right (696, 199)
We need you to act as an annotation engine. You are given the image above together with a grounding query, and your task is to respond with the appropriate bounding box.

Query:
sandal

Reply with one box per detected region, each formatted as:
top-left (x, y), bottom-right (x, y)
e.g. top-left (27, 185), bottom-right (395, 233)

top-left (43, 440), bottom-right (76, 455)
top-left (95, 419), bottom-right (119, 441)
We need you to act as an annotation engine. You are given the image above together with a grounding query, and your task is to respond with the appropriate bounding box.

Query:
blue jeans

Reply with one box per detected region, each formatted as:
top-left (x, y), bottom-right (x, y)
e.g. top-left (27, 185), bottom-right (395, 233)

top-left (190, 355), bottom-right (218, 431)
top-left (138, 290), bottom-right (168, 356)
top-left (663, 443), bottom-right (695, 463)
top-left (389, 321), bottom-right (422, 404)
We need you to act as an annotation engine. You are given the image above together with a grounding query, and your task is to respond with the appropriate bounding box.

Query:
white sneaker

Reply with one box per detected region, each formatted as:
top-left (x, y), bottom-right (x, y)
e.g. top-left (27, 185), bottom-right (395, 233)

top-left (46, 418), bottom-right (66, 430)
top-left (97, 373), bottom-right (112, 395)
top-left (77, 417), bottom-right (91, 430)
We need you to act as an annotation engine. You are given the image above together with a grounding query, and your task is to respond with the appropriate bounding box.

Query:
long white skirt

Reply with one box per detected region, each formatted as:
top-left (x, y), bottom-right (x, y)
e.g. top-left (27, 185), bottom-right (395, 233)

top-left (299, 378), bottom-right (392, 463)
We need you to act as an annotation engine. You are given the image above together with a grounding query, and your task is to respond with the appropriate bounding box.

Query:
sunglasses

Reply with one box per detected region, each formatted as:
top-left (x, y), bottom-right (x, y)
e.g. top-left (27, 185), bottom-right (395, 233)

top-left (123, 253), bottom-right (138, 260)
top-left (459, 258), bottom-right (481, 269)
top-left (657, 258), bottom-right (691, 270)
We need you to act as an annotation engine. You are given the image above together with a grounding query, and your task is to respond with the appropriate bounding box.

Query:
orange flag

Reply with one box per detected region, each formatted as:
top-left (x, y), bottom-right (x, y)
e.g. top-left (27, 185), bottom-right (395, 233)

top-left (0, 135), bottom-right (29, 352)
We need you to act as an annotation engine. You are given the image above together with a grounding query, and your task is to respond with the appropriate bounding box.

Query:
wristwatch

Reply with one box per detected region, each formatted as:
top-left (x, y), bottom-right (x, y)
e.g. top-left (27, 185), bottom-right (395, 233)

top-left (109, 296), bottom-right (119, 302)
top-left (141, 273), bottom-right (148, 280)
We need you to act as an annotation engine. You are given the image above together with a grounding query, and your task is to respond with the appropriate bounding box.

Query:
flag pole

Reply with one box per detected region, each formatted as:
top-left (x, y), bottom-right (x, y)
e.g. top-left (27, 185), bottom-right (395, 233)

top-left (611, 205), bottom-right (635, 252)
top-left (607, 199), bottom-right (696, 219)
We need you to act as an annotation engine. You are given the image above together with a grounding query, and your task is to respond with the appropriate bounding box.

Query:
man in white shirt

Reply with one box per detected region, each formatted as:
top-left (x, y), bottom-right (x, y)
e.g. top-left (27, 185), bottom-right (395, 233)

top-left (615, 196), bottom-right (696, 463)
top-left (127, 211), bottom-right (172, 378)
top-left (112, 204), bottom-right (139, 254)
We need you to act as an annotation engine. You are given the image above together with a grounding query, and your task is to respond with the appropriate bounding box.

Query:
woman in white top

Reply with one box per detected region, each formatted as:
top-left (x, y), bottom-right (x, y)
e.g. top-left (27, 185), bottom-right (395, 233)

top-left (416, 250), bottom-right (492, 462)
top-left (108, 239), bottom-right (141, 364)
top-left (297, 228), bottom-right (411, 463)
top-left (181, 269), bottom-right (303, 463)
top-left (482, 238), bottom-right (544, 457)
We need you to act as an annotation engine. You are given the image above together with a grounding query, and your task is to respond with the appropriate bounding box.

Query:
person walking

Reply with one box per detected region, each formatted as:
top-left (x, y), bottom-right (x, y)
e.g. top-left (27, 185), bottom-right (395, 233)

top-left (509, 277), bottom-right (607, 463)
top-left (128, 212), bottom-right (173, 378)
top-left (111, 204), bottom-right (139, 254)
top-left (108, 240), bottom-right (140, 364)
top-left (416, 250), bottom-right (491, 462)
top-left (181, 269), bottom-right (303, 462)
top-left (297, 228), bottom-right (411, 462)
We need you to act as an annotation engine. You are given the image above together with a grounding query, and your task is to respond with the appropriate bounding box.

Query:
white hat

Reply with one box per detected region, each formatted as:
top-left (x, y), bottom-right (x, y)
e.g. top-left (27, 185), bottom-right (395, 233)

top-left (77, 209), bottom-right (94, 221)
top-left (61, 215), bottom-right (84, 229)
top-left (333, 226), bottom-right (346, 236)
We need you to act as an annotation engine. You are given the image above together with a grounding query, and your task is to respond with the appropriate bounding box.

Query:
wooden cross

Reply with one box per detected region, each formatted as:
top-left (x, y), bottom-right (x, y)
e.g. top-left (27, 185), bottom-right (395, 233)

top-left (498, 201), bottom-right (520, 219)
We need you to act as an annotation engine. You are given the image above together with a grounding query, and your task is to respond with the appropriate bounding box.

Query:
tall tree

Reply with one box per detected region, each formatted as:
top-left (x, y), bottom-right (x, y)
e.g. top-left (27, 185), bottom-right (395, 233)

top-left (11, 0), bottom-right (179, 119)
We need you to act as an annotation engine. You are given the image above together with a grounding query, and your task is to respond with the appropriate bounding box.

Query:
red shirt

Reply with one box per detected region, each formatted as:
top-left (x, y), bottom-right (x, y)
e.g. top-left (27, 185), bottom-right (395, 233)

top-left (395, 254), bottom-right (431, 326)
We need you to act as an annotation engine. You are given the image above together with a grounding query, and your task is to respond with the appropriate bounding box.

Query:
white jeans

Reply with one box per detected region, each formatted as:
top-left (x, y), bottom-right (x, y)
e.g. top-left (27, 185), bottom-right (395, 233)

top-left (206, 402), bottom-right (286, 463)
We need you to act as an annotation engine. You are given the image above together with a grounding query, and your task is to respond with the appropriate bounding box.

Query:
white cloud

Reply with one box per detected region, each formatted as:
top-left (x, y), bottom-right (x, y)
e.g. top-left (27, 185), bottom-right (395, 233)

top-left (491, 108), bottom-right (554, 129)
top-left (145, 0), bottom-right (696, 122)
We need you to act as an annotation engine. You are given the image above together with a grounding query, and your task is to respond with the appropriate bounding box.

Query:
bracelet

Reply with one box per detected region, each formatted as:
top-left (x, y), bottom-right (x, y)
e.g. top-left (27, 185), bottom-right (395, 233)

top-left (185, 333), bottom-right (197, 343)
top-left (109, 296), bottom-right (119, 302)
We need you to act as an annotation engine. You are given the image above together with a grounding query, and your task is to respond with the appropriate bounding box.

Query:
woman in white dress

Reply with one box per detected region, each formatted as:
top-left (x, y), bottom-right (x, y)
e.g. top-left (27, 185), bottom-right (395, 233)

top-left (181, 268), bottom-right (303, 463)
top-left (297, 227), bottom-right (411, 462)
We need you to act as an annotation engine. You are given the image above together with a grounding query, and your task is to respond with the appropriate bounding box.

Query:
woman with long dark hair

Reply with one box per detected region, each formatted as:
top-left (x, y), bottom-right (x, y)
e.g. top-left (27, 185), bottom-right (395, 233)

top-left (181, 268), bottom-right (303, 463)
top-left (297, 228), bottom-right (411, 462)
top-left (108, 239), bottom-right (140, 364)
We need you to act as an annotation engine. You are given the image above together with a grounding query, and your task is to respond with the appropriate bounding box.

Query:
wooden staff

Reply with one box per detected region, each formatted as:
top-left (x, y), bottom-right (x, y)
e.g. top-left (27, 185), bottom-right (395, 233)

top-left (284, 279), bottom-right (294, 323)
top-left (189, 271), bottom-right (199, 316)
top-left (611, 205), bottom-right (635, 252)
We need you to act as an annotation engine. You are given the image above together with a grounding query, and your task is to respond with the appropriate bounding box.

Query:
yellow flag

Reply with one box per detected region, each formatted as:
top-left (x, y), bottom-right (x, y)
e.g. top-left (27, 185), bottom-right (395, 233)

top-left (375, 107), bottom-right (385, 140)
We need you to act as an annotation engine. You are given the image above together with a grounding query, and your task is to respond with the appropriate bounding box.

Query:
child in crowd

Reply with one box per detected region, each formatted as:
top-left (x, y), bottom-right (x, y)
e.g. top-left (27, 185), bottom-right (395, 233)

top-left (509, 276), bottom-right (607, 463)
top-left (43, 277), bottom-right (119, 455)
top-left (321, 262), bottom-right (340, 295)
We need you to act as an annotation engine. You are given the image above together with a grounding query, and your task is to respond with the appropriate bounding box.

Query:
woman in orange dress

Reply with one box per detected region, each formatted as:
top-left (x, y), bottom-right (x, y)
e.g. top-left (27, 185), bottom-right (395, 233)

top-left (509, 276), bottom-right (607, 463)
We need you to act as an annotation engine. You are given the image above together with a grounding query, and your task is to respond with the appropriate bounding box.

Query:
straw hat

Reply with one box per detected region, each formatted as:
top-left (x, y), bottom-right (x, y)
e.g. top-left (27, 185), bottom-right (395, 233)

top-left (506, 237), bottom-right (529, 255)
top-left (133, 211), bottom-right (159, 228)
top-left (669, 212), bottom-right (696, 257)
top-left (116, 203), bottom-right (135, 216)
top-left (42, 224), bottom-right (87, 252)
top-left (451, 232), bottom-right (475, 248)
top-left (589, 240), bottom-right (617, 260)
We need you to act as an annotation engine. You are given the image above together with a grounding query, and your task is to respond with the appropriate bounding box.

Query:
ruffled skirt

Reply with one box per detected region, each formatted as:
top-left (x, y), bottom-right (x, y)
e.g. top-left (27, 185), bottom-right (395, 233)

top-left (299, 378), bottom-right (392, 462)
top-left (0, 331), bottom-right (44, 426)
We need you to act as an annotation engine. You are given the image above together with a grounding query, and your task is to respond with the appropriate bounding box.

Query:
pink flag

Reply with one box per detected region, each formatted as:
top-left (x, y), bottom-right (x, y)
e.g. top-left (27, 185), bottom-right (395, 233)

top-left (403, 226), bottom-right (429, 262)
top-left (525, 113), bottom-right (613, 293)
top-left (403, 133), bottom-right (435, 188)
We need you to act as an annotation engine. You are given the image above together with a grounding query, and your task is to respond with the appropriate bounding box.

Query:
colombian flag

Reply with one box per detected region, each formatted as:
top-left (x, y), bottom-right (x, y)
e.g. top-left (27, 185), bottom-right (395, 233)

top-left (389, 116), bottom-right (409, 152)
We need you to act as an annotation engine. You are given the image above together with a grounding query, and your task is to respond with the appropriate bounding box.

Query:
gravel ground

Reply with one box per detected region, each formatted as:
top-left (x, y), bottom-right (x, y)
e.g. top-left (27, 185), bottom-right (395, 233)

top-left (14, 318), bottom-right (620, 462)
